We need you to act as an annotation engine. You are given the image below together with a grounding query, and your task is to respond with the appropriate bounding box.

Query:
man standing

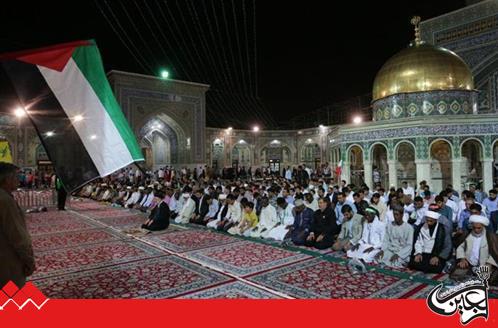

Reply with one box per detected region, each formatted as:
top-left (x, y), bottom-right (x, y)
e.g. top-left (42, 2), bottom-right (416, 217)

top-left (0, 163), bottom-right (36, 287)
top-left (55, 176), bottom-right (67, 211)
top-left (482, 189), bottom-right (498, 230)
top-left (401, 181), bottom-right (415, 200)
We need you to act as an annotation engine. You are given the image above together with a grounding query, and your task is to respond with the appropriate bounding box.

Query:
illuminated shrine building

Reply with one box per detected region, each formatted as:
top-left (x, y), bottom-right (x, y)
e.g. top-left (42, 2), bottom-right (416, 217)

top-left (1, 1), bottom-right (498, 193)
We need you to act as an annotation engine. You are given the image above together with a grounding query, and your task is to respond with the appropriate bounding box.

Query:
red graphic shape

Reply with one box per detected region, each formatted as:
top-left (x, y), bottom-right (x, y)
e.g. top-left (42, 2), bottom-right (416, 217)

top-left (1, 281), bottom-right (19, 297)
top-left (0, 290), bottom-right (10, 305)
top-left (11, 289), bottom-right (28, 306)
top-left (20, 282), bottom-right (48, 305)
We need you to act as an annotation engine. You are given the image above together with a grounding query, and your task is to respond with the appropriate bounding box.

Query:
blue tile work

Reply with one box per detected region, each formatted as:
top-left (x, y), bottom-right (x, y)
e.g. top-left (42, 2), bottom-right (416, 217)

top-left (372, 90), bottom-right (477, 121)
top-left (420, 2), bottom-right (498, 113)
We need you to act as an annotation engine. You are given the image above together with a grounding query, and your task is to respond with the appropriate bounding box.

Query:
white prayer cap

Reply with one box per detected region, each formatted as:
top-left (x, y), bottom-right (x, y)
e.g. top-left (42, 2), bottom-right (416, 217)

top-left (182, 193), bottom-right (190, 198)
top-left (294, 199), bottom-right (304, 206)
top-left (469, 215), bottom-right (489, 226)
top-left (218, 194), bottom-right (227, 200)
top-left (126, 186), bottom-right (132, 190)
top-left (138, 186), bottom-right (145, 191)
top-left (148, 185), bottom-right (154, 188)
top-left (425, 211), bottom-right (440, 220)
top-left (101, 183), bottom-right (107, 187)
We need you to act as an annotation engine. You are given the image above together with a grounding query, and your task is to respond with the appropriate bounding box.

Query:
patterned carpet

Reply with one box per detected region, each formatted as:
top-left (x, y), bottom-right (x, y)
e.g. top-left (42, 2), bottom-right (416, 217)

top-left (179, 281), bottom-right (282, 299)
top-left (143, 229), bottom-right (239, 253)
top-left (32, 228), bottom-right (123, 252)
top-left (184, 240), bottom-right (311, 276)
top-left (32, 240), bottom-right (165, 280)
top-left (22, 201), bottom-right (477, 299)
top-left (34, 256), bottom-right (232, 299)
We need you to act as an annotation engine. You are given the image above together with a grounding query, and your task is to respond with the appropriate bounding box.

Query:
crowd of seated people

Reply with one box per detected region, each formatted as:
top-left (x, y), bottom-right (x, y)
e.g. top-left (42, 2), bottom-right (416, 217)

top-left (76, 164), bottom-right (498, 286)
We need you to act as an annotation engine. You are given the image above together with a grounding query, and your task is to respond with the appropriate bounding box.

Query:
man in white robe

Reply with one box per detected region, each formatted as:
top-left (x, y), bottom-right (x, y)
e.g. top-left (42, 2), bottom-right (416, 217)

top-left (206, 194), bottom-right (228, 228)
top-left (405, 196), bottom-right (428, 226)
top-left (250, 197), bottom-right (278, 238)
top-left (267, 197), bottom-right (295, 241)
top-left (370, 193), bottom-right (387, 222)
top-left (217, 194), bottom-right (242, 231)
top-left (125, 187), bottom-right (142, 208)
top-left (451, 215), bottom-right (498, 284)
top-left (401, 181), bottom-right (415, 200)
top-left (375, 207), bottom-right (414, 268)
top-left (347, 207), bottom-right (386, 263)
top-left (174, 192), bottom-right (196, 224)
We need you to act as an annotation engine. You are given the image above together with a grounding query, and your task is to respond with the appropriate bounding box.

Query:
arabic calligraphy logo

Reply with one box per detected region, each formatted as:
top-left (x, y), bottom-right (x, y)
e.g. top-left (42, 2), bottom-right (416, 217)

top-left (427, 266), bottom-right (490, 325)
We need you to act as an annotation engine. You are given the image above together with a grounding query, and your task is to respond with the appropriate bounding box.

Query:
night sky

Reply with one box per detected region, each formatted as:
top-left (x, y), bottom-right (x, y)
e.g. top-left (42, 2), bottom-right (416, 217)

top-left (0, 0), bottom-right (466, 128)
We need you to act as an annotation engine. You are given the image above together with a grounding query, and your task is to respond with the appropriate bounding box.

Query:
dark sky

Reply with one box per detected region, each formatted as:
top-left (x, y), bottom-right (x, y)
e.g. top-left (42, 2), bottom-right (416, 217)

top-left (0, 0), bottom-right (466, 128)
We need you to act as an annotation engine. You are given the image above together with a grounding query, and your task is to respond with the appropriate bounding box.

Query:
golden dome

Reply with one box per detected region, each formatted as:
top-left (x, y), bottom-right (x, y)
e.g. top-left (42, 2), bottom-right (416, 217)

top-left (372, 42), bottom-right (474, 102)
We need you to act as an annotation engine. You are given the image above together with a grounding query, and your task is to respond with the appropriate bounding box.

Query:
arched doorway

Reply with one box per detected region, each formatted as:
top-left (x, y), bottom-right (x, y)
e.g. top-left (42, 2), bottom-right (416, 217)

top-left (212, 139), bottom-right (224, 170)
top-left (430, 140), bottom-right (453, 192)
top-left (232, 143), bottom-right (251, 168)
top-left (349, 145), bottom-right (364, 187)
top-left (302, 143), bottom-right (320, 169)
top-left (461, 139), bottom-right (483, 188)
top-left (396, 142), bottom-right (416, 188)
top-left (138, 114), bottom-right (186, 169)
top-left (151, 132), bottom-right (171, 166)
top-left (371, 144), bottom-right (388, 188)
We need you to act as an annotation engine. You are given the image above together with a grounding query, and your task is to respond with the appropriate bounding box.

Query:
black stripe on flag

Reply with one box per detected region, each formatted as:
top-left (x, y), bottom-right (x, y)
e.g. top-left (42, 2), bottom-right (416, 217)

top-left (2, 60), bottom-right (100, 192)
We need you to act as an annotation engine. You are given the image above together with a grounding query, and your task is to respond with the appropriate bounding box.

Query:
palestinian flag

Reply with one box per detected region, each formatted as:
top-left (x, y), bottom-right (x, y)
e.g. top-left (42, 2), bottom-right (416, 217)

top-left (0, 40), bottom-right (143, 191)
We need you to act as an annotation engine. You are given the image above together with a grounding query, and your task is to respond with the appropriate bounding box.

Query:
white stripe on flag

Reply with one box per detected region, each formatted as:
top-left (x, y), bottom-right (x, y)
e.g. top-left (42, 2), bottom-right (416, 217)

top-left (38, 59), bottom-right (134, 176)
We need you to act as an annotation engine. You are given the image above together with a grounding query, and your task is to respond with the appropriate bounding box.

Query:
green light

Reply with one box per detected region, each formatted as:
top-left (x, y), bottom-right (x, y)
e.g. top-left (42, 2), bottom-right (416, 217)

top-left (160, 70), bottom-right (170, 79)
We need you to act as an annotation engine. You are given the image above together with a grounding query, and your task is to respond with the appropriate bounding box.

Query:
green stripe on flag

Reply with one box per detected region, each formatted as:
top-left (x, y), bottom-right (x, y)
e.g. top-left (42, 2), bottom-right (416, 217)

top-left (72, 44), bottom-right (143, 161)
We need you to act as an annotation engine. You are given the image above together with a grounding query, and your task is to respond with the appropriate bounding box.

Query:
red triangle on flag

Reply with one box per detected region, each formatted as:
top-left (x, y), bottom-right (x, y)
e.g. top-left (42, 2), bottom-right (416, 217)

top-left (0, 40), bottom-right (92, 71)
top-left (17, 46), bottom-right (76, 72)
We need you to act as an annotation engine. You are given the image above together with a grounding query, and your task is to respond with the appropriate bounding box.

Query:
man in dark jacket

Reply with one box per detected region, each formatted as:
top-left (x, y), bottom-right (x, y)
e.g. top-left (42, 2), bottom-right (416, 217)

top-left (0, 163), bottom-right (36, 288)
top-left (295, 165), bottom-right (309, 188)
top-left (305, 197), bottom-right (339, 249)
top-left (290, 199), bottom-right (314, 245)
top-left (141, 191), bottom-right (170, 231)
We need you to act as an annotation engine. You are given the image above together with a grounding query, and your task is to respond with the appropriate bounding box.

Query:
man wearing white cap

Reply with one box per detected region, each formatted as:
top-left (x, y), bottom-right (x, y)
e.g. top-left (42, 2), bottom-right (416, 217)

top-left (206, 194), bottom-right (228, 228)
top-left (175, 189), bottom-right (196, 224)
top-left (450, 215), bottom-right (498, 285)
top-left (409, 210), bottom-right (452, 273)
top-left (347, 207), bottom-right (385, 263)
